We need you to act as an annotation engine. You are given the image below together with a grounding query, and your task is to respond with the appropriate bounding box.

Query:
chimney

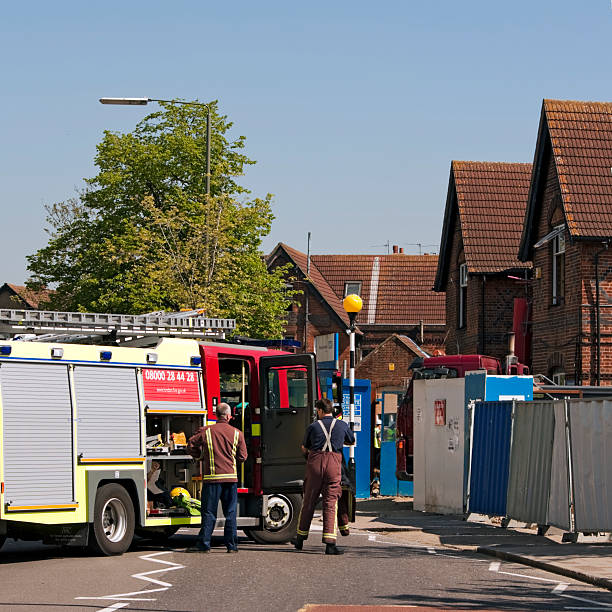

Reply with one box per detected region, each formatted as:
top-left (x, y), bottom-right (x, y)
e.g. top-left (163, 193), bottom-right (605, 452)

top-left (399, 247), bottom-right (404, 254)
top-left (392, 245), bottom-right (399, 254)
top-left (508, 332), bottom-right (515, 356)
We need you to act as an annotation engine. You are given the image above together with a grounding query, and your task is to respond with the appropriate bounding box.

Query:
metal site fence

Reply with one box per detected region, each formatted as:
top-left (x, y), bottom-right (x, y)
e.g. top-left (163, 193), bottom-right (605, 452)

top-left (467, 398), bottom-right (612, 535)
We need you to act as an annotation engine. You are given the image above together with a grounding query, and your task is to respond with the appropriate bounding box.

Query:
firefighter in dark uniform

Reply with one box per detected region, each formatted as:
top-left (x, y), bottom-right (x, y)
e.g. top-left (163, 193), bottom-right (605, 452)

top-left (294, 398), bottom-right (355, 555)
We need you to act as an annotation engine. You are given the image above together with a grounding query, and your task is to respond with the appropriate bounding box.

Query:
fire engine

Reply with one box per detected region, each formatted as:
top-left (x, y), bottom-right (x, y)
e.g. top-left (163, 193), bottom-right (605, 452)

top-left (0, 309), bottom-right (316, 555)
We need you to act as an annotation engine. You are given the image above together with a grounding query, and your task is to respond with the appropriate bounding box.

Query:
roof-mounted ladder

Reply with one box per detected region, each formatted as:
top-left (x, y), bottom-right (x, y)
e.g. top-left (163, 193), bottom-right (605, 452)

top-left (0, 309), bottom-right (235, 343)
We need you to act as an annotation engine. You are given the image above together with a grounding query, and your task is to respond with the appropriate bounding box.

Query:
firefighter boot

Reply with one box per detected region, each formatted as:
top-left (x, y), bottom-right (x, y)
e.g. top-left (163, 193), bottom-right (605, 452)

top-left (292, 535), bottom-right (305, 550)
top-left (325, 543), bottom-right (344, 555)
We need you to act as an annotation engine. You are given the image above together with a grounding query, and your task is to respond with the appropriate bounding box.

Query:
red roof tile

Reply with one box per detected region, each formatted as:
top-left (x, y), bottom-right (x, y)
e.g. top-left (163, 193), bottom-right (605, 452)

top-left (519, 100), bottom-right (612, 260)
top-left (268, 245), bottom-right (445, 326)
top-left (544, 100), bottom-right (612, 238)
top-left (269, 244), bottom-right (350, 326)
top-left (3, 283), bottom-right (52, 309)
top-left (435, 161), bottom-right (532, 290)
top-left (311, 254), bottom-right (445, 325)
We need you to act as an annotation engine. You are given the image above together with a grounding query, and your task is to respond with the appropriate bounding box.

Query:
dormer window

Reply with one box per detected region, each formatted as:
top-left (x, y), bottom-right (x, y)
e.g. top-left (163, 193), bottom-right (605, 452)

top-left (344, 282), bottom-right (361, 297)
top-left (458, 263), bottom-right (468, 329)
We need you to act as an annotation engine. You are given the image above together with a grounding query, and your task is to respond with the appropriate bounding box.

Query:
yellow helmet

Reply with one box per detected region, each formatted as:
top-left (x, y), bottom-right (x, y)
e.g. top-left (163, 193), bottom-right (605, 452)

top-left (170, 487), bottom-right (190, 500)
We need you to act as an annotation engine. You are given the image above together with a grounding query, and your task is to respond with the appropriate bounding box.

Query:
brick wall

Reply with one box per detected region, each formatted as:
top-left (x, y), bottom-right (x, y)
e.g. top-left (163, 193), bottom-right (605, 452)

top-left (442, 209), bottom-right (526, 362)
top-left (355, 336), bottom-right (417, 398)
top-left (530, 149), bottom-right (612, 385)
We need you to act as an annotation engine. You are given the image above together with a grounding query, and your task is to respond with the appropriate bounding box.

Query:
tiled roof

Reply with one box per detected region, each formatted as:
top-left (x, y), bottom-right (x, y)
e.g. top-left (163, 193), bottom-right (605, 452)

top-left (435, 161), bottom-right (532, 290)
top-left (356, 334), bottom-right (431, 369)
top-left (269, 244), bottom-right (350, 326)
top-left (3, 283), bottom-right (52, 309)
top-left (396, 335), bottom-right (432, 358)
top-left (519, 100), bottom-right (612, 258)
top-left (312, 254), bottom-right (445, 325)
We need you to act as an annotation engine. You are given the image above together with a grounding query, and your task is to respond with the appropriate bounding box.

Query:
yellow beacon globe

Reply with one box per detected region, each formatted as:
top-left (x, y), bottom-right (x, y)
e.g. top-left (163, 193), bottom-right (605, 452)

top-left (343, 294), bottom-right (363, 314)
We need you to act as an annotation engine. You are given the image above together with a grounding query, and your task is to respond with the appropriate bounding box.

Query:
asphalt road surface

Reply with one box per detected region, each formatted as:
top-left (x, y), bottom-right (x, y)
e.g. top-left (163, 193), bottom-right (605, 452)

top-left (3, 527), bottom-right (612, 611)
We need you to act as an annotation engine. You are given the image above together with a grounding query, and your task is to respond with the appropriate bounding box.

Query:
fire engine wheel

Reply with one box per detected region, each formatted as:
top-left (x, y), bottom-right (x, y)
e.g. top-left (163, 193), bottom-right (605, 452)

top-left (246, 493), bottom-right (301, 544)
top-left (89, 484), bottom-right (135, 556)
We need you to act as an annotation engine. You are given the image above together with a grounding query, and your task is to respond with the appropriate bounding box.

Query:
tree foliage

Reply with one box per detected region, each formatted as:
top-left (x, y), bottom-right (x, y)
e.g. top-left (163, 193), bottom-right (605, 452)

top-left (27, 101), bottom-right (295, 338)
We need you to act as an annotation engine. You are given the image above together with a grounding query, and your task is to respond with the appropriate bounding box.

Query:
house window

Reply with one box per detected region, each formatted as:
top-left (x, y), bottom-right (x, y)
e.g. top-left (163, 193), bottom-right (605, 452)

top-left (552, 226), bottom-right (565, 305)
top-left (344, 282), bottom-right (361, 297)
top-left (458, 263), bottom-right (468, 329)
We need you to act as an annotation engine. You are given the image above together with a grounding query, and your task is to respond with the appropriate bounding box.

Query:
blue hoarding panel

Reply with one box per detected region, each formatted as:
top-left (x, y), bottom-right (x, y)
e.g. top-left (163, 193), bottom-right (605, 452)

top-left (469, 401), bottom-right (513, 516)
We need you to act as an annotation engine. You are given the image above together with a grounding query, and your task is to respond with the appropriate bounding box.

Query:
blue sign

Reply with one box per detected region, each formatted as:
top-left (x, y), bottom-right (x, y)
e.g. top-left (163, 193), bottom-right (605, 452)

top-left (325, 377), bottom-right (371, 499)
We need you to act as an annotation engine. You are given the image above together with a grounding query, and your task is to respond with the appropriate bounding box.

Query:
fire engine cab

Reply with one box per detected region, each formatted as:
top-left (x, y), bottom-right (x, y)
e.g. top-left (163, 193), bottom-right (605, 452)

top-left (0, 309), bottom-right (315, 555)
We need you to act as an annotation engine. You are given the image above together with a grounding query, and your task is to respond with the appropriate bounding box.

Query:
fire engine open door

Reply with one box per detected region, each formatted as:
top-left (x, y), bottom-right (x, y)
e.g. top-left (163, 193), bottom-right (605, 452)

top-left (259, 354), bottom-right (316, 492)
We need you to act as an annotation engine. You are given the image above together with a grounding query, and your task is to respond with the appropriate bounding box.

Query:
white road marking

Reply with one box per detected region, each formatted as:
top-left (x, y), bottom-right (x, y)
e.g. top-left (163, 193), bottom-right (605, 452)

top-left (490, 559), bottom-right (612, 609)
top-left (76, 551), bottom-right (185, 606)
top-left (97, 604), bottom-right (130, 612)
top-left (427, 547), bottom-right (436, 554)
top-left (310, 525), bottom-right (323, 532)
top-left (368, 535), bottom-right (377, 541)
top-left (372, 532), bottom-right (612, 609)
top-left (558, 592), bottom-right (612, 608)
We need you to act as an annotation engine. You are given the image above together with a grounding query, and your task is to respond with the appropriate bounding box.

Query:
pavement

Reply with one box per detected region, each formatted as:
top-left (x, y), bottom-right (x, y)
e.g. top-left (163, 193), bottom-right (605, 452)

top-left (345, 496), bottom-right (612, 592)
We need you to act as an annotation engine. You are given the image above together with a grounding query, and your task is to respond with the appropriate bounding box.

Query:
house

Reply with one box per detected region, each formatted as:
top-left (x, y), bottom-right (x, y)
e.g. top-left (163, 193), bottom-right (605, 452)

top-left (433, 161), bottom-right (533, 363)
top-left (519, 99), bottom-right (612, 385)
top-left (266, 243), bottom-right (446, 392)
top-left (355, 333), bottom-right (432, 399)
top-left (0, 283), bottom-right (51, 310)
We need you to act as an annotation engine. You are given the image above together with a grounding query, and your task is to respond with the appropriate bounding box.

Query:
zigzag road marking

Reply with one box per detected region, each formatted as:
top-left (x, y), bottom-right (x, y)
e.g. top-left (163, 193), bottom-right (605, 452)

top-left (75, 551), bottom-right (185, 608)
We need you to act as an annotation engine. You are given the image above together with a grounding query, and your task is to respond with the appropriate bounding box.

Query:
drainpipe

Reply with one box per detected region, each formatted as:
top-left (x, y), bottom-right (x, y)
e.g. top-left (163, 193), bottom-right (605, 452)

top-left (594, 242), bottom-right (609, 386)
top-left (481, 276), bottom-right (487, 355)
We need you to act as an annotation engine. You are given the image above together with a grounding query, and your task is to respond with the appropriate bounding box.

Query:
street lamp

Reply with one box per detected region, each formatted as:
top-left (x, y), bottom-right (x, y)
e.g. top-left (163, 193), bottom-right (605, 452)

top-left (99, 97), bottom-right (212, 195)
top-left (343, 293), bottom-right (363, 483)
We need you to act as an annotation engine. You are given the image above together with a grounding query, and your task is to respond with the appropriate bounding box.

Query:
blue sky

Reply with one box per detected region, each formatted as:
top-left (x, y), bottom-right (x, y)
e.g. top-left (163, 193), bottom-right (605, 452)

top-left (1, 0), bottom-right (611, 283)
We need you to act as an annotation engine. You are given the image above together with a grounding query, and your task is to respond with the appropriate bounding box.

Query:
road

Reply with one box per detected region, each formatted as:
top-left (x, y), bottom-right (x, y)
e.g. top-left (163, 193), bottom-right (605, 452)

top-left (2, 527), bottom-right (612, 611)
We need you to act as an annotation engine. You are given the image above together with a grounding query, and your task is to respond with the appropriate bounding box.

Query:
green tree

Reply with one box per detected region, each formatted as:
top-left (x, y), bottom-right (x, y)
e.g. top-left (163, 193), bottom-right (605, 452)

top-left (27, 101), bottom-right (296, 338)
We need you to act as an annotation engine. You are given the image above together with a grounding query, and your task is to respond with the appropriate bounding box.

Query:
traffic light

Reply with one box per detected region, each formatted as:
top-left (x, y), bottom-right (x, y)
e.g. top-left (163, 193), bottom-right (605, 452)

top-left (331, 371), bottom-right (343, 418)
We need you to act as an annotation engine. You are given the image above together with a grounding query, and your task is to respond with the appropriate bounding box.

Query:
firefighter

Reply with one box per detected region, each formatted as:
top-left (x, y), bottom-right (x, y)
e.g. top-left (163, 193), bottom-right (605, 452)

top-left (295, 398), bottom-right (355, 555)
top-left (186, 402), bottom-right (247, 553)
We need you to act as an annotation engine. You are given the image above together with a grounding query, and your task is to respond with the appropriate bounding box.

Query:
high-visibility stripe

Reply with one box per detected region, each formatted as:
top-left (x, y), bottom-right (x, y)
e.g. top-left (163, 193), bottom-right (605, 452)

top-left (231, 430), bottom-right (239, 473)
top-left (323, 533), bottom-right (337, 539)
top-left (205, 428), bottom-right (215, 476)
top-left (79, 457), bottom-right (144, 464)
top-left (146, 409), bottom-right (206, 415)
top-left (6, 503), bottom-right (79, 512)
top-left (203, 473), bottom-right (237, 480)
top-left (251, 424), bottom-right (261, 436)
top-left (297, 528), bottom-right (309, 536)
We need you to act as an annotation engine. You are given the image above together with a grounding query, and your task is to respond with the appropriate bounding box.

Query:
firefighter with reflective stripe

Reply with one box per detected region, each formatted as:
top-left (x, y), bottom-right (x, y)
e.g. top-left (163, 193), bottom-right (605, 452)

top-left (295, 398), bottom-right (355, 555)
top-left (187, 402), bottom-right (247, 552)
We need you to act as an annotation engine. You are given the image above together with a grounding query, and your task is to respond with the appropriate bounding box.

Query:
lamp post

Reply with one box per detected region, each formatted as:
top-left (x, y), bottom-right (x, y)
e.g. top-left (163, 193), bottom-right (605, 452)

top-left (342, 293), bottom-right (363, 483)
top-left (99, 97), bottom-right (212, 195)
